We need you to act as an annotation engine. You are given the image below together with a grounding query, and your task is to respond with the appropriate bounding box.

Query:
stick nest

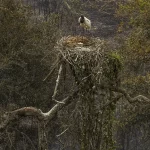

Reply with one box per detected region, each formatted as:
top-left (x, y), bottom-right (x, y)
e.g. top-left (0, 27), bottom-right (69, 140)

top-left (56, 35), bottom-right (107, 60)
top-left (55, 36), bottom-right (120, 86)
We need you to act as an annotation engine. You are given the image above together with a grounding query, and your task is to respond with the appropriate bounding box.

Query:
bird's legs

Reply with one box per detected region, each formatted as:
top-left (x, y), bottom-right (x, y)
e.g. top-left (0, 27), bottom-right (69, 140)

top-left (90, 30), bottom-right (93, 38)
top-left (81, 28), bottom-right (85, 41)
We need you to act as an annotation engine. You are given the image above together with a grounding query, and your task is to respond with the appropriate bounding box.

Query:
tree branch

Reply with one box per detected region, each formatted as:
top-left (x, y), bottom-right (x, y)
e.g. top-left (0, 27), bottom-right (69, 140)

top-left (109, 86), bottom-right (150, 104)
top-left (56, 128), bottom-right (69, 137)
top-left (43, 57), bottom-right (60, 82)
top-left (0, 90), bottom-right (78, 131)
top-left (52, 64), bottom-right (63, 103)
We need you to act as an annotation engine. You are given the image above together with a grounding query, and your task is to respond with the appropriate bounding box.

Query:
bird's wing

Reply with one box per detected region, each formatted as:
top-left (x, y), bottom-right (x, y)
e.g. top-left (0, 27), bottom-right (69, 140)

top-left (84, 17), bottom-right (91, 29)
top-left (84, 17), bottom-right (91, 23)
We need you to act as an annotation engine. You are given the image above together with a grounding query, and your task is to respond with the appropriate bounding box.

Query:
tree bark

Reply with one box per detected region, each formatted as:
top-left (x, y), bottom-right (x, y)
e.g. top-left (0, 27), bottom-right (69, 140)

top-left (38, 121), bottom-right (48, 150)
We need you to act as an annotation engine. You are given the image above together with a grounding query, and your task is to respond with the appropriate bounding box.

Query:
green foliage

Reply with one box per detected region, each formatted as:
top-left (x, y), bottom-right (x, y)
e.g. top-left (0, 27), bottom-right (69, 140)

top-left (117, 0), bottom-right (150, 97)
top-left (118, 0), bottom-right (150, 30)
top-left (122, 73), bottom-right (150, 96)
top-left (116, 2), bottom-right (150, 148)
top-left (109, 52), bottom-right (123, 69)
top-left (103, 52), bottom-right (122, 86)
top-left (0, 0), bottom-right (30, 55)
top-left (117, 0), bottom-right (150, 60)
top-left (0, 0), bottom-right (59, 107)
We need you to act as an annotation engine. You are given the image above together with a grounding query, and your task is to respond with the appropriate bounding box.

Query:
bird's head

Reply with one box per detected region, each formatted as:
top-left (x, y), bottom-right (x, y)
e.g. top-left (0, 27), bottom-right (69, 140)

top-left (79, 15), bottom-right (84, 23)
top-left (80, 15), bottom-right (84, 19)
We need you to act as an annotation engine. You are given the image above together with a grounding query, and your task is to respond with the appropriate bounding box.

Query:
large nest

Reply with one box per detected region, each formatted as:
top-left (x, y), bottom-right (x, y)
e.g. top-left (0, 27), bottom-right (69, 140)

top-left (55, 36), bottom-right (121, 86)
top-left (55, 36), bottom-right (120, 150)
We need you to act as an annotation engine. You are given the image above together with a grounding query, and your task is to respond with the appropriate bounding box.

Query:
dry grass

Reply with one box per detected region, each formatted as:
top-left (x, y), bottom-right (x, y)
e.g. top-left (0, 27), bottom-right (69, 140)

top-left (62, 36), bottom-right (94, 47)
top-left (55, 36), bottom-right (109, 85)
top-left (55, 36), bottom-right (107, 65)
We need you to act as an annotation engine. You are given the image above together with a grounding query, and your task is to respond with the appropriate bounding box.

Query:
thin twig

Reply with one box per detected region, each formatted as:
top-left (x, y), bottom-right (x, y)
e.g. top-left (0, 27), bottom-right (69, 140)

top-left (43, 58), bottom-right (60, 81)
top-left (56, 128), bottom-right (69, 137)
top-left (6, 129), bottom-right (16, 150)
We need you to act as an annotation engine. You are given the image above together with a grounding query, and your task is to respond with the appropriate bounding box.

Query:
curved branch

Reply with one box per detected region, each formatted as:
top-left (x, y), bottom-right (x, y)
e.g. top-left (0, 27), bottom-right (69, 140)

top-left (0, 90), bottom-right (78, 131)
top-left (110, 86), bottom-right (150, 104)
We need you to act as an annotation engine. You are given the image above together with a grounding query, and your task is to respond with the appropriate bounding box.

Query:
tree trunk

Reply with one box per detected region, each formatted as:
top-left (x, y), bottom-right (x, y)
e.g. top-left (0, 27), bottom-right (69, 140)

top-left (38, 121), bottom-right (48, 150)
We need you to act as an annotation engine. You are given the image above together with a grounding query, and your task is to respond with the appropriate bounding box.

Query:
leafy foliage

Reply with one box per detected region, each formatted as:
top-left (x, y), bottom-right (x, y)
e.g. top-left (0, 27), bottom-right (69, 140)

top-left (116, 1), bottom-right (150, 149)
top-left (117, 0), bottom-right (150, 60)
top-left (0, 0), bottom-right (59, 107)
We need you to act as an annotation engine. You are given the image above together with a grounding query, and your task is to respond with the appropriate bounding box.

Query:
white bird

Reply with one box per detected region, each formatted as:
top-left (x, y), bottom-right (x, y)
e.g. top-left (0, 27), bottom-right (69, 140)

top-left (78, 15), bottom-right (91, 30)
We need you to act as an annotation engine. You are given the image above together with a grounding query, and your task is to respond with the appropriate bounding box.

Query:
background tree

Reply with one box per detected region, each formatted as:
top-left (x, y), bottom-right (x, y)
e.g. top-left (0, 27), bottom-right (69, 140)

top-left (0, 0), bottom-right (60, 149)
top-left (0, 0), bottom-right (60, 107)
top-left (116, 0), bottom-right (150, 149)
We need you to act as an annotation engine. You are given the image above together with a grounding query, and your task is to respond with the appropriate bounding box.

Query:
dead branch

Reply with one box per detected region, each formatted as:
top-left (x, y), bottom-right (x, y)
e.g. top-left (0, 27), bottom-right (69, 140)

top-left (43, 56), bottom-right (60, 81)
top-left (52, 64), bottom-right (63, 102)
top-left (0, 90), bottom-right (78, 132)
top-left (109, 86), bottom-right (150, 104)
top-left (56, 128), bottom-right (69, 137)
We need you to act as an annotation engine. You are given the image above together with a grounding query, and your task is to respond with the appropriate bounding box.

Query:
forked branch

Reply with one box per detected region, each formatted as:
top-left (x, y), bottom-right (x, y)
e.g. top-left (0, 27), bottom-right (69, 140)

top-left (110, 86), bottom-right (150, 104)
top-left (0, 90), bottom-right (78, 131)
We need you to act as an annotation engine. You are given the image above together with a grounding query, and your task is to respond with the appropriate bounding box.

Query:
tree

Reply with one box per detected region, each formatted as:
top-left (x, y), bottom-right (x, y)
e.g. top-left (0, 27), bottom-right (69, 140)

top-left (0, 0), bottom-right (60, 149)
top-left (0, 0), bottom-right (59, 107)
top-left (116, 0), bottom-right (150, 149)
top-left (117, 0), bottom-right (150, 60)
top-left (1, 0), bottom-right (150, 150)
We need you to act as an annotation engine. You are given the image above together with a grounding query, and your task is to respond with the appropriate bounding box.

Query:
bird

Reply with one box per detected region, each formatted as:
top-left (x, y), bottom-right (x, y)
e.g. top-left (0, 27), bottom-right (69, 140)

top-left (78, 15), bottom-right (91, 34)
top-left (78, 15), bottom-right (91, 30)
